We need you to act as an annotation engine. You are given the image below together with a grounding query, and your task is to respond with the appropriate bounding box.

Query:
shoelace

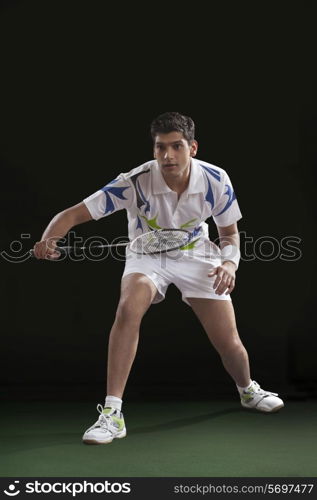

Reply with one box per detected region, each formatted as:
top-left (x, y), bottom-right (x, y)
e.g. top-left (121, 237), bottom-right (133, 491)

top-left (89, 404), bottom-right (115, 433)
top-left (250, 381), bottom-right (278, 397)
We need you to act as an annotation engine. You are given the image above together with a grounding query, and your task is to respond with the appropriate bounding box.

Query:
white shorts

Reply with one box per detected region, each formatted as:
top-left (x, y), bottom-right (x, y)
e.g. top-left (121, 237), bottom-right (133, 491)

top-left (122, 242), bottom-right (231, 306)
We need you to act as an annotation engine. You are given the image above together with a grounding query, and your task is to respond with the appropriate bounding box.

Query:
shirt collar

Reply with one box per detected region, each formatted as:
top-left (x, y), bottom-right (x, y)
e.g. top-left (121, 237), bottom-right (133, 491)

top-left (187, 158), bottom-right (206, 194)
top-left (151, 158), bottom-right (205, 195)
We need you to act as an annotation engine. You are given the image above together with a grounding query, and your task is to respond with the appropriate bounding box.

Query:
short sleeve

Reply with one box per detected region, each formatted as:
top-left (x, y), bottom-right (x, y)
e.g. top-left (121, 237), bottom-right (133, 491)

top-left (83, 174), bottom-right (134, 221)
top-left (212, 171), bottom-right (242, 227)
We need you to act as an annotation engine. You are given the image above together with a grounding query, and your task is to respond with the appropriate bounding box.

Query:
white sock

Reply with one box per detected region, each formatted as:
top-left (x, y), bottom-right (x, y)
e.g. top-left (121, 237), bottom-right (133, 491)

top-left (237, 380), bottom-right (253, 393)
top-left (105, 395), bottom-right (122, 411)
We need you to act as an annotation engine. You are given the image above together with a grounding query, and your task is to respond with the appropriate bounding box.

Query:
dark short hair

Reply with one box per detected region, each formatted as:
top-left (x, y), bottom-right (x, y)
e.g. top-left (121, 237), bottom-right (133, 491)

top-left (151, 112), bottom-right (195, 143)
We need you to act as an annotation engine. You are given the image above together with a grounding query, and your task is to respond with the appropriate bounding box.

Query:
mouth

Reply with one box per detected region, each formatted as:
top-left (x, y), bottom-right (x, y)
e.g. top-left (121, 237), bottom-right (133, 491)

top-left (163, 163), bottom-right (178, 168)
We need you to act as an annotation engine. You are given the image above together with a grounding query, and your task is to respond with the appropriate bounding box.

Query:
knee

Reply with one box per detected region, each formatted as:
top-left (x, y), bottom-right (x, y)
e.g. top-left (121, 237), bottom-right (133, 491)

top-left (115, 298), bottom-right (144, 328)
top-left (218, 331), bottom-right (245, 357)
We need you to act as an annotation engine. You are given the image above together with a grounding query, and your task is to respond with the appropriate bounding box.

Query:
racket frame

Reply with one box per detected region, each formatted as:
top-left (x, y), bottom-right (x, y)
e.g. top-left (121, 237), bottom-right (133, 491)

top-left (29, 228), bottom-right (193, 257)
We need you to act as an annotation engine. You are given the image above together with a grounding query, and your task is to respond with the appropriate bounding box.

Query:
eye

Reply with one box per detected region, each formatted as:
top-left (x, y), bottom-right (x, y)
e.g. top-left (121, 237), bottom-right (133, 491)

top-left (173, 144), bottom-right (182, 150)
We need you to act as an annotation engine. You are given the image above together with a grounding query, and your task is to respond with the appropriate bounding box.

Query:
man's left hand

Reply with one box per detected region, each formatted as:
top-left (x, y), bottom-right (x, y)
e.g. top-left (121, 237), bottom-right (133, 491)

top-left (208, 261), bottom-right (236, 295)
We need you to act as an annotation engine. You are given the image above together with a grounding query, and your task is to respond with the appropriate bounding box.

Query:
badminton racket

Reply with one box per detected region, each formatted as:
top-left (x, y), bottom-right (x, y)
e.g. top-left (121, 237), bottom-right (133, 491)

top-left (29, 228), bottom-right (194, 258)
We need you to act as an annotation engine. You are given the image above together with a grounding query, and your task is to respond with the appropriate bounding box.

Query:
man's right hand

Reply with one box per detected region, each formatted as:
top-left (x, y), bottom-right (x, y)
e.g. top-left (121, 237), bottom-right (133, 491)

top-left (32, 202), bottom-right (92, 260)
top-left (32, 239), bottom-right (61, 260)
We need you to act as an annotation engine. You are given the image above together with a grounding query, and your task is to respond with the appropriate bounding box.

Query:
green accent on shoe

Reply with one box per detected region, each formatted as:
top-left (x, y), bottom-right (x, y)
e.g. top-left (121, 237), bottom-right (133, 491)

top-left (111, 416), bottom-right (125, 431)
top-left (241, 392), bottom-right (254, 402)
top-left (102, 408), bottom-right (113, 415)
top-left (102, 408), bottom-right (125, 431)
top-left (180, 218), bottom-right (197, 229)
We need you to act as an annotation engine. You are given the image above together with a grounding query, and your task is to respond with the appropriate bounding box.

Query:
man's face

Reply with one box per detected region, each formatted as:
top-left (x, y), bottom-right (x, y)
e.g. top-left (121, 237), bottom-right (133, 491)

top-left (153, 131), bottom-right (198, 178)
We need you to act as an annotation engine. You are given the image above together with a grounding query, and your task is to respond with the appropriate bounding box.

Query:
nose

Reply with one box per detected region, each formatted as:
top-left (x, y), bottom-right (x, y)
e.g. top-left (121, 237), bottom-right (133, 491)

top-left (164, 147), bottom-right (174, 160)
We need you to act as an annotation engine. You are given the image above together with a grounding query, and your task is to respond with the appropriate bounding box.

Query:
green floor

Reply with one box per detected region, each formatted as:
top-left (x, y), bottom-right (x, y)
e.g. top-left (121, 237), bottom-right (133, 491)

top-left (1, 400), bottom-right (317, 477)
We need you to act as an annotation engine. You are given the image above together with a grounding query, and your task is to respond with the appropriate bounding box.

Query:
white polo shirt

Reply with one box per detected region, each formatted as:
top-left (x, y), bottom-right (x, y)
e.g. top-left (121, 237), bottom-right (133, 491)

top-left (83, 158), bottom-right (242, 250)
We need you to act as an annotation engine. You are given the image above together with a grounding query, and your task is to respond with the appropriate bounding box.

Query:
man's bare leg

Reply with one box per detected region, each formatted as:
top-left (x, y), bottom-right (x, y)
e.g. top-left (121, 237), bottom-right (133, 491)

top-left (187, 298), bottom-right (251, 387)
top-left (107, 273), bottom-right (157, 398)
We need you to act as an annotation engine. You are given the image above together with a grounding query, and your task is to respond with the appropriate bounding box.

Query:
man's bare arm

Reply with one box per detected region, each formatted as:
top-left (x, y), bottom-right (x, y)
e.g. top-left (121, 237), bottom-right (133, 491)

top-left (208, 222), bottom-right (240, 295)
top-left (216, 222), bottom-right (240, 252)
top-left (33, 202), bottom-right (92, 259)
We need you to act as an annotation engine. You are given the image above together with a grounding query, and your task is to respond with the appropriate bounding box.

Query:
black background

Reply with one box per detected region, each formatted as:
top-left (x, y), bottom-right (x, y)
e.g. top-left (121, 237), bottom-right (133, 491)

top-left (0, 1), bottom-right (316, 402)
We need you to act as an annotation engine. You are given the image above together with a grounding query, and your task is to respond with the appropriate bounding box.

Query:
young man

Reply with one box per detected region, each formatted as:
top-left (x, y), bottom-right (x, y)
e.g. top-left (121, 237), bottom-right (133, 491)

top-left (33, 112), bottom-right (284, 445)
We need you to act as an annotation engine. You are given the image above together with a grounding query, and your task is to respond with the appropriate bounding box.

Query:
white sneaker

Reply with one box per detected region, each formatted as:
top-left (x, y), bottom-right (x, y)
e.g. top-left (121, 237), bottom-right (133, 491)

top-left (239, 380), bottom-right (284, 413)
top-left (82, 404), bottom-right (127, 444)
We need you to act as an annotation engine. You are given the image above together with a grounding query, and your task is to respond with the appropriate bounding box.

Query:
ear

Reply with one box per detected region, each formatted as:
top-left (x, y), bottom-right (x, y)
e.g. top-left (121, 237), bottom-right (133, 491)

top-left (190, 140), bottom-right (198, 157)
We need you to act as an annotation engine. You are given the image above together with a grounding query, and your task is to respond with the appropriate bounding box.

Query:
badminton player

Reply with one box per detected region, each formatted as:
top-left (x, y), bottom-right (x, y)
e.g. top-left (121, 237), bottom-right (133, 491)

top-left (33, 112), bottom-right (284, 444)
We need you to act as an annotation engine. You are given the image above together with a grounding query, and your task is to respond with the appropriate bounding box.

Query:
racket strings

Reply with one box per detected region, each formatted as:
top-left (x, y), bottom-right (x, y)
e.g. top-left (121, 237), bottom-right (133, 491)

top-left (130, 230), bottom-right (190, 254)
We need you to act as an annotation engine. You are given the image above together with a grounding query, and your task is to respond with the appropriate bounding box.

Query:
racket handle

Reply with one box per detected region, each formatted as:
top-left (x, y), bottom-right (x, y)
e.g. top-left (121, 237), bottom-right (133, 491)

top-left (29, 248), bottom-right (66, 258)
top-left (29, 242), bottom-right (130, 258)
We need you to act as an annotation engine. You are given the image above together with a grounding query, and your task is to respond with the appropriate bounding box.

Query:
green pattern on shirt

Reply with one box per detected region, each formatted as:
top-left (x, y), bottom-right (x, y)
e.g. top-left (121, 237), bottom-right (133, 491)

top-left (180, 218), bottom-right (197, 229)
top-left (141, 215), bottom-right (162, 230)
